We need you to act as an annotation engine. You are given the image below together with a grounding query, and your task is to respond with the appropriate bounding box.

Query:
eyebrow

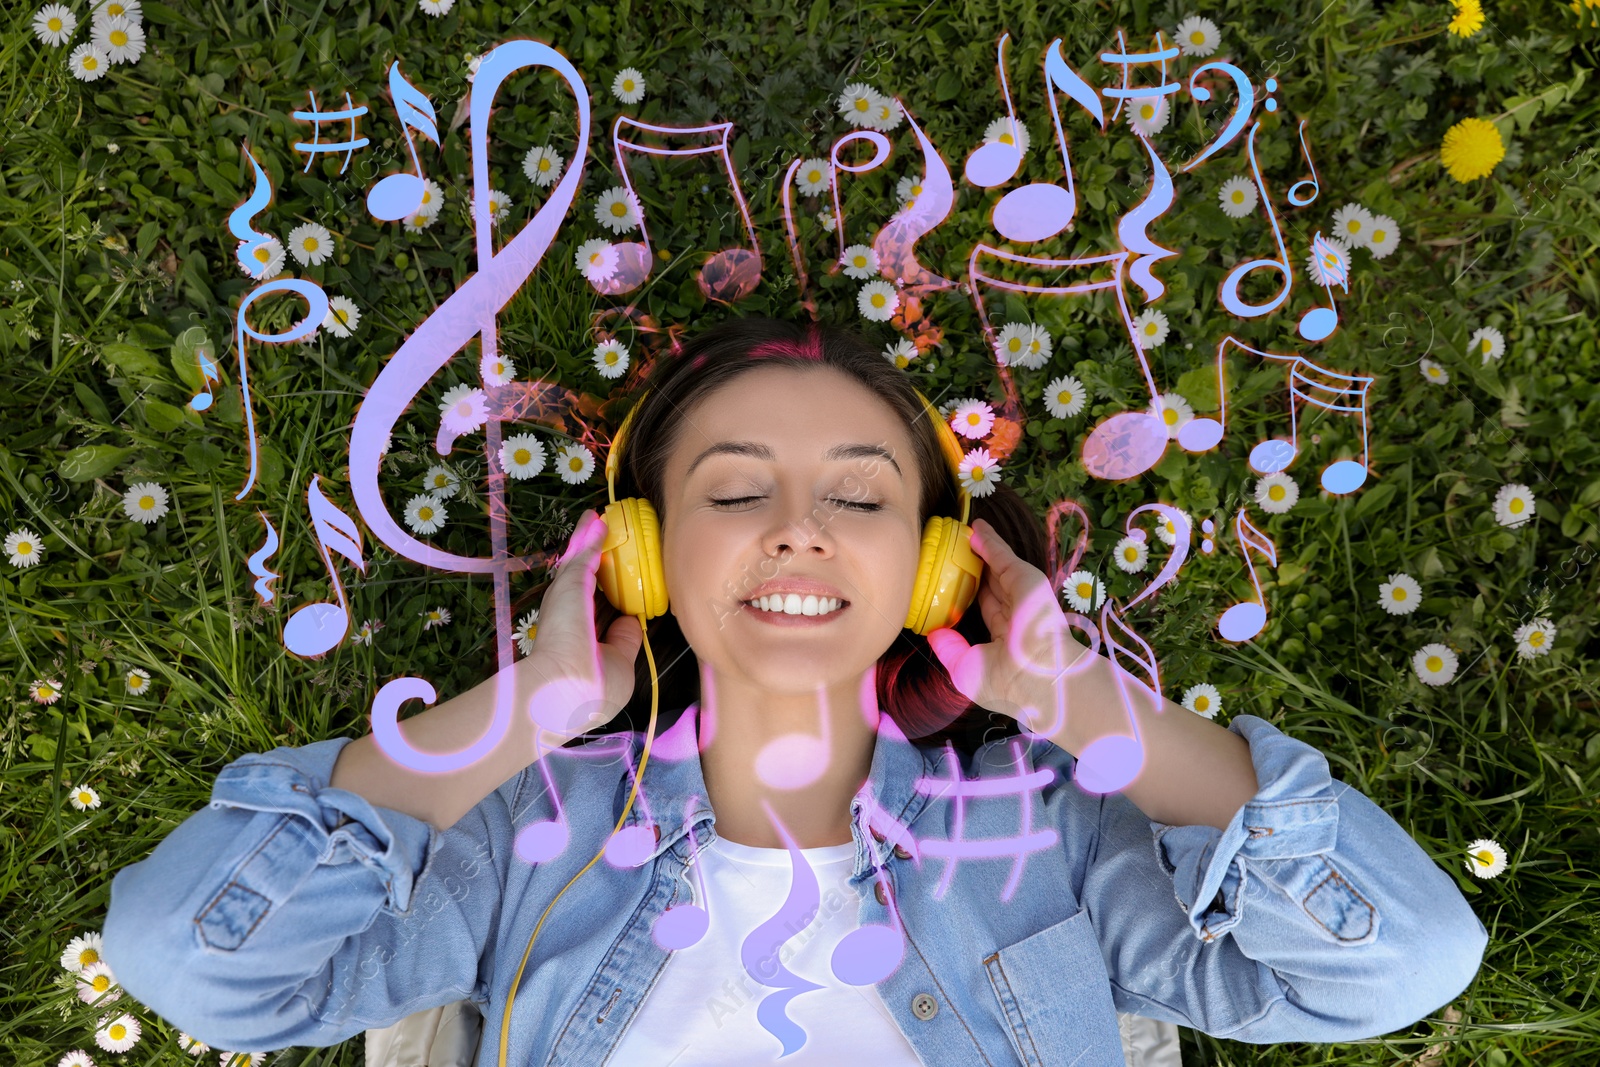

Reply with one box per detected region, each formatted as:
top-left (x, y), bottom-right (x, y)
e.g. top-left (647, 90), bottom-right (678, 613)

top-left (685, 441), bottom-right (903, 481)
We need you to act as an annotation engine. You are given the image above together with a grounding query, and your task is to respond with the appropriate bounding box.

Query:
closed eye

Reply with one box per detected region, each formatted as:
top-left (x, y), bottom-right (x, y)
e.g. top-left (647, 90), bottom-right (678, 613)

top-left (710, 496), bottom-right (882, 512)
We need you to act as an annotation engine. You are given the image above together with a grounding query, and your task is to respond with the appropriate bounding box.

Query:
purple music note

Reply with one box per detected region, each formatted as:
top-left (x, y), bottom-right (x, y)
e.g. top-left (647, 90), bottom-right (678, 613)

top-left (604, 740), bottom-right (659, 868)
top-left (872, 99), bottom-right (956, 294)
top-left (741, 801), bottom-right (826, 1056)
top-left (1286, 119), bottom-right (1322, 207)
top-left (831, 843), bottom-right (905, 985)
top-left (1298, 230), bottom-right (1348, 342)
top-left (283, 473), bottom-right (365, 658)
top-left (188, 342), bottom-right (220, 411)
top-left (514, 729), bottom-right (571, 865)
top-left (229, 145), bottom-right (277, 278)
top-left (1217, 509), bottom-right (1278, 642)
top-left (652, 795), bottom-right (711, 950)
top-left (965, 33), bottom-right (1026, 188)
top-left (1174, 60), bottom-right (1255, 173)
top-left (232, 278), bottom-right (328, 501)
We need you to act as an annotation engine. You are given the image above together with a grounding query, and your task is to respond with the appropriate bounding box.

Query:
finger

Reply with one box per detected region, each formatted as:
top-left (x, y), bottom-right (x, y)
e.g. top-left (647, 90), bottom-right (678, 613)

top-left (926, 627), bottom-right (982, 702)
top-left (604, 613), bottom-right (644, 661)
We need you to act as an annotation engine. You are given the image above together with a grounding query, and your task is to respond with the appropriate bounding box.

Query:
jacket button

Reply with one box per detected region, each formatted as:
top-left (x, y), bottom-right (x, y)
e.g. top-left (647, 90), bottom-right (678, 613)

top-left (870, 826), bottom-right (885, 843)
top-left (893, 844), bottom-right (911, 860)
top-left (875, 881), bottom-right (889, 906)
top-left (911, 993), bottom-right (938, 1021)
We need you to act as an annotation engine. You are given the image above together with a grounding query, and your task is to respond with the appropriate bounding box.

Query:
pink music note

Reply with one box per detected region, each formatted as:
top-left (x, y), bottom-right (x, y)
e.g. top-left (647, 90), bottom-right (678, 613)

top-left (283, 474), bottom-right (365, 658)
top-left (589, 117), bottom-right (763, 304)
top-left (1217, 121), bottom-right (1294, 320)
top-left (967, 246), bottom-right (1169, 482)
top-left (830, 844), bottom-right (905, 985)
top-left (826, 128), bottom-right (894, 272)
top-left (780, 156), bottom-right (820, 321)
top-left (366, 60), bottom-right (439, 222)
top-left (872, 98), bottom-right (956, 294)
top-left (964, 33), bottom-right (1025, 188)
top-left (754, 698), bottom-right (833, 791)
top-left (652, 794), bottom-right (711, 951)
top-left (514, 729), bottom-right (570, 864)
top-left (604, 740), bottom-right (659, 868)
top-left (1217, 509), bottom-right (1278, 642)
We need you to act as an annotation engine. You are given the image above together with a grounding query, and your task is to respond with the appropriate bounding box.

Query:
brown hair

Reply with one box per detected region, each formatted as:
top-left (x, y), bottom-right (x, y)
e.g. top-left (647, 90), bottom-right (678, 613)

top-left (563, 315), bottom-right (1051, 754)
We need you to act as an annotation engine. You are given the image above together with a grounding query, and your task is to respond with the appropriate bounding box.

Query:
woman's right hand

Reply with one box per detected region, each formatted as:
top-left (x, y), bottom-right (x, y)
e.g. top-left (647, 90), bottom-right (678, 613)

top-left (518, 509), bottom-right (645, 739)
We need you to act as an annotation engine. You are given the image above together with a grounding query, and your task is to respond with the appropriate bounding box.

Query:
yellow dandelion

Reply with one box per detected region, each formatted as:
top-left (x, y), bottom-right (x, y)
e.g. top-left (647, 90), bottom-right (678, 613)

top-left (1447, 0), bottom-right (1486, 37)
top-left (1439, 117), bottom-right (1505, 182)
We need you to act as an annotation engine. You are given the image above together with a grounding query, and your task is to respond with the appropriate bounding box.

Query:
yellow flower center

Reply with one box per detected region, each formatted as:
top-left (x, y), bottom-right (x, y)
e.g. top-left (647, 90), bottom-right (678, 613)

top-left (41, 684), bottom-right (56, 697)
top-left (139, 495), bottom-right (154, 508)
top-left (81, 949), bottom-right (100, 965)
top-left (972, 468), bottom-right (988, 481)
top-left (1481, 338), bottom-right (1493, 353)
top-left (304, 237), bottom-right (319, 251)
top-left (999, 132), bottom-right (1015, 145)
top-left (604, 353), bottom-right (618, 365)
top-left (1162, 407), bottom-right (1179, 425)
top-left (334, 308), bottom-right (349, 325)
top-left (128, 672), bottom-right (140, 684)
top-left (1190, 30), bottom-right (1205, 44)
top-left (807, 169), bottom-right (822, 183)
top-left (1230, 190), bottom-right (1245, 203)
top-left (854, 98), bottom-right (870, 112)
top-left (1510, 497), bottom-right (1525, 513)
top-left (93, 975), bottom-right (109, 991)
top-left (1123, 546), bottom-right (1138, 561)
top-left (110, 29), bottom-right (128, 46)
top-left (514, 448), bottom-right (531, 464)
top-left (1139, 103), bottom-right (1156, 120)
top-left (894, 355), bottom-right (908, 368)
top-left (422, 188), bottom-right (433, 204)
top-left (622, 79), bottom-right (635, 92)
top-left (1393, 587), bottom-right (1408, 600)
top-left (1076, 582), bottom-right (1092, 599)
top-left (1057, 389), bottom-right (1073, 404)
top-left (79, 791), bottom-right (92, 803)
top-left (852, 255), bottom-right (867, 268)
top-left (1372, 227), bottom-right (1386, 242)
top-left (109, 3), bottom-right (125, 14)
top-left (49, 16), bottom-right (63, 30)
top-left (110, 1023), bottom-right (126, 1040)
top-left (1144, 322), bottom-right (1158, 336)
top-left (911, 184), bottom-right (922, 196)
top-left (964, 413), bottom-right (980, 426)
top-left (568, 457), bottom-right (582, 471)
top-left (610, 202), bottom-right (628, 217)
top-left (1194, 694), bottom-right (1210, 710)
top-left (20, 542), bottom-right (34, 555)
top-left (871, 293), bottom-right (886, 308)
top-left (1475, 850), bottom-right (1494, 864)
top-left (1007, 337), bottom-right (1022, 352)
top-left (589, 252), bottom-right (604, 265)
top-left (254, 247), bottom-right (270, 263)
top-left (1428, 367), bottom-right (1440, 377)
top-left (1345, 219), bottom-right (1362, 234)
top-left (83, 56), bottom-right (98, 70)
top-left (493, 361), bottom-right (505, 375)
top-left (1425, 655), bottom-right (1443, 673)
top-left (538, 158), bottom-right (551, 171)
top-left (1268, 484), bottom-right (1286, 501)
top-left (1530, 631), bottom-right (1545, 646)
top-left (419, 506), bottom-right (434, 521)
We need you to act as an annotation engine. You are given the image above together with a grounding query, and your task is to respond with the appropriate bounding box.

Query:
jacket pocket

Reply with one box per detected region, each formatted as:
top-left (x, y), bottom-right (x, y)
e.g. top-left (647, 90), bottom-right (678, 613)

top-left (983, 907), bottom-right (1127, 1067)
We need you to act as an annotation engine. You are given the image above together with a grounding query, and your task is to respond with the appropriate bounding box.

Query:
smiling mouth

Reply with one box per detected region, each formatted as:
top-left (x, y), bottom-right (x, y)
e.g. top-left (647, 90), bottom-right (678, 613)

top-left (740, 593), bottom-right (851, 618)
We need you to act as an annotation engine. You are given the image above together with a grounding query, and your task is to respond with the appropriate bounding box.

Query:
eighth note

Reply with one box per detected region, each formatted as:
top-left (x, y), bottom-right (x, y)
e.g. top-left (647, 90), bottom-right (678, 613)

top-left (283, 473), bottom-right (366, 658)
top-left (367, 60), bottom-right (439, 222)
top-left (189, 343), bottom-right (219, 411)
top-left (1298, 230), bottom-right (1347, 343)
top-left (1217, 509), bottom-right (1278, 642)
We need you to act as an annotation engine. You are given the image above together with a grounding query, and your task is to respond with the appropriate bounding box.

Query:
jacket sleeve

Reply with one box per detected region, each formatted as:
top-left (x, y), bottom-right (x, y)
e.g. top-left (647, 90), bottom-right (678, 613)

top-left (101, 736), bottom-right (519, 1053)
top-left (1064, 713), bottom-right (1488, 1043)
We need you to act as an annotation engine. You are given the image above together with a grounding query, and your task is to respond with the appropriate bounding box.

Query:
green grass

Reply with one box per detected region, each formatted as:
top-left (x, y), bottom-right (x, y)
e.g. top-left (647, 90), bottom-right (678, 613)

top-left (2, 0), bottom-right (1599, 1063)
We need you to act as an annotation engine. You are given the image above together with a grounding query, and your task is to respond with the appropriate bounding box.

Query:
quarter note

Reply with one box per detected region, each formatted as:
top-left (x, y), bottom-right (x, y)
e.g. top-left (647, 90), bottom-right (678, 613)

top-left (754, 695), bottom-right (833, 790)
top-left (283, 473), bottom-right (366, 658)
top-left (964, 33), bottom-right (1025, 188)
top-left (653, 794), bottom-right (712, 950)
top-left (1218, 121), bottom-right (1294, 320)
top-left (1298, 230), bottom-right (1347, 343)
top-left (366, 60), bottom-right (439, 223)
top-left (1217, 509), bottom-right (1278, 642)
top-left (604, 740), bottom-right (659, 868)
top-left (1286, 119), bottom-right (1321, 207)
top-left (831, 845), bottom-right (906, 985)
top-left (514, 728), bottom-right (571, 864)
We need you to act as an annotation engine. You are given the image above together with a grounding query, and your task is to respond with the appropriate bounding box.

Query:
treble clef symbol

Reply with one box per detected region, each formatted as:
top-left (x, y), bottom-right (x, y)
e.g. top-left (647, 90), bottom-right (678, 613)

top-left (347, 40), bottom-right (592, 775)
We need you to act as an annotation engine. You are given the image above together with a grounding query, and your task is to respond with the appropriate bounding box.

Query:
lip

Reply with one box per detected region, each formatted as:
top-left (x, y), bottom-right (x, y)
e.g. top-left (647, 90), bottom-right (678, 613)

top-left (741, 578), bottom-right (849, 602)
top-left (741, 599), bottom-right (851, 627)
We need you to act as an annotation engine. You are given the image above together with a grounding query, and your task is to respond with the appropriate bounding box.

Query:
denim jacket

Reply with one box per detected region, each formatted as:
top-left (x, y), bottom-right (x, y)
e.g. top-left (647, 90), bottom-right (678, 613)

top-left (103, 707), bottom-right (1487, 1066)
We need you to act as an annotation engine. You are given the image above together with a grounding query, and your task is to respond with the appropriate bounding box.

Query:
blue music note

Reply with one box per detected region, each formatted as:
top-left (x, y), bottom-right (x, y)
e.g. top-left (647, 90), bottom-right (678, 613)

top-left (367, 61), bottom-right (439, 222)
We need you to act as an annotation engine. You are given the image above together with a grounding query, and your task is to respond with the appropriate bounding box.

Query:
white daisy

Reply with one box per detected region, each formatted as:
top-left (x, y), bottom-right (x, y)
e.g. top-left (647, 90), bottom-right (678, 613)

top-left (422, 465), bottom-right (461, 498)
top-left (1181, 682), bottom-right (1222, 718)
top-left (612, 67), bottom-right (647, 104)
top-left (91, 0), bottom-right (141, 22)
top-left (479, 349), bottom-right (517, 387)
top-left (30, 678), bottom-right (63, 704)
top-left (60, 931), bottom-right (106, 974)
top-left (837, 82), bottom-right (877, 126)
top-left (1218, 175), bottom-right (1258, 218)
top-left (1367, 214), bottom-right (1400, 259)
top-left (1113, 534), bottom-right (1149, 573)
top-left (950, 398), bottom-right (996, 440)
top-left (555, 443), bottom-right (597, 484)
top-left (1061, 570), bottom-right (1105, 613)
top-left (1512, 617), bottom-right (1556, 659)
top-left (121, 481), bottom-right (170, 525)
top-left (1492, 483), bottom-right (1535, 528)
top-left (93, 1012), bottom-right (140, 1053)
top-left (1419, 358), bottom-right (1449, 385)
top-left (33, 5), bottom-right (78, 46)
top-left (1254, 472), bottom-right (1299, 514)
top-left (217, 1052), bottom-right (270, 1067)
top-left (595, 186), bottom-right (642, 234)
top-left (6, 527), bottom-right (46, 568)
top-left (323, 295), bottom-right (361, 338)
top-left (68, 783), bottom-right (102, 811)
top-left (958, 447), bottom-right (1002, 497)
top-left (1155, 507), bottom-right (1192, 546)
top-left (515, 608), bottom-right (540, 656)
top-left (76, 961), bottom-right (121, 1005)
top-left (415, 177), bottom-right (445, 218)
top-left (58, 1051), bottom-right (95, 1067)
top-left (1147, 392), bottom-right (1193, 439)
top-left (883, 338), bottom-right (917, 369)
top-left (351, 619), bottom-right (380, 646)
top-left (522, 145), bottom-right (565, 188)
top-left (1377, 573), bottom-right (1422, 616)
top-left (287, 222), bottom-right (333, 266)
top-left (421, 606), bottom-right (451, 630)
top-left (1412, 643), bottom-right (1459, 686)
top-left (1015, 324), bottom-right (1053, 370)
top-left (817, 210), bottom-right (837, 233)
top-left (1331, 203), bottom-right (1377, 248)
top-left (1132, 308), bottom-right (1169, 348)
top-left (1043, 374), bottom-right (1088, 418)
top-left (419, 0), bottom-right (455, 16)
top-left (475, 188), bottom-right (512, 226)
top-left (982, 115), bottom-right (1032, 156)
top-left (593, 339), bottom-right (631, 379)
top-left (240, 237), bottom-right (285, 279)
top-left (439, 384), bottom-right (489, 433)
top-left (69, 44), bottom-right (111, 82)
top-left (794, 157), bottom-right (832, 196)
top-left (1127, 95), bottom-right (1169, 136)
top-left (993, 322), bottom-right (1030, 366)
top-left (92, 15), bottom-right (146, 65)
top-left (1468, 326), bottom-right (1505, 364)
top-left (866, 90), bottom-right (904, 131)
top-left (403, 493), bottom-right (448, 535)
top-left (499, 433), bottom-right (547, 479)
top-left (177, 1031), bottom-right (211, 1055)
top-left (1306, 235), bottom-right (1353, 287)
top-left (575, 237), bottom-right (619, 283)
top-left (402, 209), bottom-right (438, 234)
top-left (1175, 15), bottom-right (1221, 56)
top-left (124, 662), bottom-right (152, 697)
top-left (895, 174), bottom-right (924, 206)
top-left (857, 279), bottom-right (899, 322)
top-left (841, 242), bottom-right (879, 280)
top-left (465, 52), bottom-right (485, 83)
top-left (1464, 838), bottom-right (1507, 879)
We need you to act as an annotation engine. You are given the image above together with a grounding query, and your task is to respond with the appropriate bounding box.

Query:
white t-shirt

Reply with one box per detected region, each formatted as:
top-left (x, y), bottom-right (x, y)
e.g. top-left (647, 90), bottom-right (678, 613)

top-left (605, 835), bottom-right (925, 1065)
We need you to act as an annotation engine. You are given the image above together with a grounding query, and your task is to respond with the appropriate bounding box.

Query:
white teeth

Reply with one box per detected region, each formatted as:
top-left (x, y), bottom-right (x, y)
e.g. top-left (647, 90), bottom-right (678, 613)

top-left (749, 594), bottom-right (844, 616)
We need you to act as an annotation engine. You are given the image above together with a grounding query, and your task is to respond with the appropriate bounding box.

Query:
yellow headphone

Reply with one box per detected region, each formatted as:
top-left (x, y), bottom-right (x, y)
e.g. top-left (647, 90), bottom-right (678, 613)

top-left (496, 382), bottom-right (982, 1065)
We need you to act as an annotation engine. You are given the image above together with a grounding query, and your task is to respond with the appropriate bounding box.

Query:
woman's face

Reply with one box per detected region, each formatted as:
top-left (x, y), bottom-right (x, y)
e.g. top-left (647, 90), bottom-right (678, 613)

top-left (658, 364), bottom-right (925, 695)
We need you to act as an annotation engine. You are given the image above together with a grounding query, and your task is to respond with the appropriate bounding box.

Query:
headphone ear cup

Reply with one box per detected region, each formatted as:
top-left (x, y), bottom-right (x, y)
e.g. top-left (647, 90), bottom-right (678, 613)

top-left (905, 515), bottom-right (984, 635)
top-left (598, 498), bottom-right (670, 620)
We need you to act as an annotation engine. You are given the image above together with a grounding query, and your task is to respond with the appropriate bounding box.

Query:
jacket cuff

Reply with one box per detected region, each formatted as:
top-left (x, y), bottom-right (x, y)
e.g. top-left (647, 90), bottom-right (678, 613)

top-left (206, 737), bottom-right (437, 916)
top-left (1148, 714), bottom-right (1340, 941)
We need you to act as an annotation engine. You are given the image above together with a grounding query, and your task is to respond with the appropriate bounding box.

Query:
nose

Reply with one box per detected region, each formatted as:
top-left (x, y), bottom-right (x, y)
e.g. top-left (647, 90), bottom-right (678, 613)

top-left (759, 491), bottom-right (838, 559)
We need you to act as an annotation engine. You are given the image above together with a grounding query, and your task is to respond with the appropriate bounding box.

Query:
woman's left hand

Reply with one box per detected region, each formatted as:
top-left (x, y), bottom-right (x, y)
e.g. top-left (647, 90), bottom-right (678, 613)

top-left (925, 518), bottom-right (1092, 735)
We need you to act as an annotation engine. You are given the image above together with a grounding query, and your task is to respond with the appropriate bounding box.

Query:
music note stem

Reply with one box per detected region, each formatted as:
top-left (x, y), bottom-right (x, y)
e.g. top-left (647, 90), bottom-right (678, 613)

top-left (1031, 642), bottom-right (1259, 832)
